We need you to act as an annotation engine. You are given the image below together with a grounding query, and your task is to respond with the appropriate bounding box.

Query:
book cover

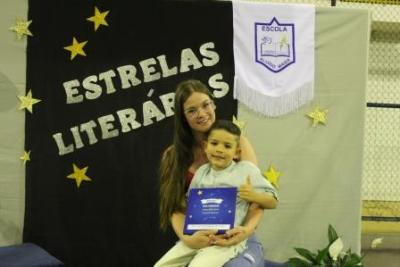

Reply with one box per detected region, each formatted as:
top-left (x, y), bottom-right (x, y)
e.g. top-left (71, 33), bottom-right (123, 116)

top-left (183, 187), bottom-right (237, 235)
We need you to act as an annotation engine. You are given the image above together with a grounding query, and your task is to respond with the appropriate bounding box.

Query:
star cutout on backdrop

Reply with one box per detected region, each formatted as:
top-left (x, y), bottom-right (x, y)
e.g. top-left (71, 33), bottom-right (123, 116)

top-left (307, 106), bottom-right (328, 127)
top-left (9, 18), bottom-right (33, 39)
top-left (263, 165), bottom-right (281, 189)
top-left (67, 164), bottom-right (92, 188)
top-left (20, 150), bottom-right (31, 165)
top-left (87, 6), bottom-right (110, 31)
top-left (64, 37), bottom-right (88, 60)
top-left (18, 90), bottom-right (41, 113)
top-left (232, 115), bottom-right (246, 132)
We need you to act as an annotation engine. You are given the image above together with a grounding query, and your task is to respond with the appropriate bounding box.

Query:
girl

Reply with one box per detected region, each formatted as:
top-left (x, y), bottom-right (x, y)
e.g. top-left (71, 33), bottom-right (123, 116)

top-left (159, 79), bottom-right (265, 266)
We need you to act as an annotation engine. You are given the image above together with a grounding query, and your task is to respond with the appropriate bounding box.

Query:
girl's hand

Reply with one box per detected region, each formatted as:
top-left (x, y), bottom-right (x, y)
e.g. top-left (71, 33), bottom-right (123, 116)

top-left (182, 230), bottom-right (217, 249)
top-left (211, 226), bottom-right (249, 247)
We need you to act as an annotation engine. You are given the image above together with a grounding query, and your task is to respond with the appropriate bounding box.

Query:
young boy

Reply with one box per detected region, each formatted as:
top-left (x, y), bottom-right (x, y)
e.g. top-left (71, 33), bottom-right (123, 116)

top-left (155, 120), bottom-right (278, 267)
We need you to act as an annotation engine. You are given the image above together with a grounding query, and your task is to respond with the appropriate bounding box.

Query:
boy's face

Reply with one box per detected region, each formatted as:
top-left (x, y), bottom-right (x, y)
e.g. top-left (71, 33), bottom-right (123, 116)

top-left (205, 129), bottom-right (240, 171)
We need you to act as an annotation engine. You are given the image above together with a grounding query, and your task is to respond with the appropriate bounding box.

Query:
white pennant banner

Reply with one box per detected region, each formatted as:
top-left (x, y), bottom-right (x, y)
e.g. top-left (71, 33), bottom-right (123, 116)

top-left (233, 1), bottom-right (315, 117)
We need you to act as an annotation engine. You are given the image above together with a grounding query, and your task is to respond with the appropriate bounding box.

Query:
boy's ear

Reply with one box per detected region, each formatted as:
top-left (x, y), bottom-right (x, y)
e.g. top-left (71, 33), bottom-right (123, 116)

top-left (234, 146), bottom-right (241, 160)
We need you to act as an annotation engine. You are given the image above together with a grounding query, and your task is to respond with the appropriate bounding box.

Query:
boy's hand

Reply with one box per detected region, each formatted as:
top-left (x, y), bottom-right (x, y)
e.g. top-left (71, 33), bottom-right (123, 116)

top-left (238, 176), bottom-right (258, 202)
top-left (182, 230), bottom-right (217, 249)
top-left (211, 226), bottom-right (249, 247)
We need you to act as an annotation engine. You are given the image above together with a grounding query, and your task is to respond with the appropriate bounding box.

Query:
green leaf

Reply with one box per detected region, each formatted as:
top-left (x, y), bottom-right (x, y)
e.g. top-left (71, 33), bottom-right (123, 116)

top-left (347, 253), bottom-right (363, 266)
top-left (343, 258), bottom-right (363, 267)
top-left (294, 247), bottom-right (318, 264)
top-left (316, 247), bottom-right (329, 263)
top-left (340, 253), bottom-right (349, 264)
top-left (288, 257), bottom-right (314, 267)
top-left (322, 254), bottom-right (334, 265)
top-left (349, 252), bottom-right (362, 262)
top-left (328, 224), bottom-right (339, 244)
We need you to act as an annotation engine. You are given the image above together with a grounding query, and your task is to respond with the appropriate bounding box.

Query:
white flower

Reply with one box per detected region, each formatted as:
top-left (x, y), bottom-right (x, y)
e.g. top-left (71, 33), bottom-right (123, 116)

top-left (328, 237), bottom-right (344, 261)
top-left (371, 237), bottom-right (383, 248)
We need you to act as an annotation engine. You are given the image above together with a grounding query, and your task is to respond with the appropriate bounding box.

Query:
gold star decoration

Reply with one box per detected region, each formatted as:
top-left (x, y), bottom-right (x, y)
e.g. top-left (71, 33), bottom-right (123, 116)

top-left (20, 150), bottom-right (31, 165)
top-left (18, 90), bottom-right (41, 113)
top-left (86, 6), bottom-right (110, 31)
top-left (263, 165), bottom-right (281, 189)
top-left (67, 163), bottom-right (92, 188)
top-left (307, 106), bottom-right (328, 127)
top-left (64, 37), bottom-right (88, 60)
top-left (9, 18), bottom-right (33, 39)
top-left (232, 115), bottom-right (246, 132)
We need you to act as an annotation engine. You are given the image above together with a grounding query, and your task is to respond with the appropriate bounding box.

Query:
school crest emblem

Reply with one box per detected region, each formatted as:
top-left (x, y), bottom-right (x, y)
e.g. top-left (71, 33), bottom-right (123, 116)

top-left (255, 17), bottom-right (296, 73)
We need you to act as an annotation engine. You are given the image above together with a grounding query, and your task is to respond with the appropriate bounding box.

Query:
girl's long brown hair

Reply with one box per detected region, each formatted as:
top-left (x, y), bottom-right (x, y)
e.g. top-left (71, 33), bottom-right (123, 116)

top-left (159, 79), bottom-right (213, 231)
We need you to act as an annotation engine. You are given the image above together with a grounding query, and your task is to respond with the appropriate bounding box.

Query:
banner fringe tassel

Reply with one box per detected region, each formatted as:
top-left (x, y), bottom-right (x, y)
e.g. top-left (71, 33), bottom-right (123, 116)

top-left (234, 79), bottom-right (314, 117)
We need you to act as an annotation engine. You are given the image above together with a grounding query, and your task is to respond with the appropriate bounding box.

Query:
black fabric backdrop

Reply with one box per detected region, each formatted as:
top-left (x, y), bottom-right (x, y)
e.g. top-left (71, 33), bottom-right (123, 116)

top-left (24, 0), bottom-right (235, 266)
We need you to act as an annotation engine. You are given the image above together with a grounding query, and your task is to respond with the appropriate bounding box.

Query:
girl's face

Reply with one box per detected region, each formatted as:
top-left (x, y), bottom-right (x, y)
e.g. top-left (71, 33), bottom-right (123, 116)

top-left (183, 92), bottom-right (216, 133)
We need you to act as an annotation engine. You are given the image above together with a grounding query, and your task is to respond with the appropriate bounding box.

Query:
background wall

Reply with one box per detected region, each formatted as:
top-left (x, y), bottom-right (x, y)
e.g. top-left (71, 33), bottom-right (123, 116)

top-left (263, 0), bottom-right (400, 227)
top-left (0, 0), bottom-right (27, 245)
top-left (1, 0), bottom-right (397, 264)
top-left (239, 6), bottom-right (369, 261)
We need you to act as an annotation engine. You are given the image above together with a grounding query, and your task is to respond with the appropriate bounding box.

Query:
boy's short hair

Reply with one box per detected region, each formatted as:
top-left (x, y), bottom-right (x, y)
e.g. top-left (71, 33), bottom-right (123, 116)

top-left (207, 120), bottom-right (241, 142)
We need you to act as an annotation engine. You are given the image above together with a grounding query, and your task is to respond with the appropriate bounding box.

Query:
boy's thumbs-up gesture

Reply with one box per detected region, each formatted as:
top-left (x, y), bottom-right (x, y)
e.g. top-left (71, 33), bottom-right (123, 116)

top-left (239, 176), bottom-right (278, 209)
top-left (238, 175), bottom-right (257, 202)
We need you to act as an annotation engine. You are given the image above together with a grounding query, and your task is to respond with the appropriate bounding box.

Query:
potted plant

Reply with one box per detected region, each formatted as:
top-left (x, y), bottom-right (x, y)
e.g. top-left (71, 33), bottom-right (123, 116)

top-left (288, 224), bottom-right (363, 267)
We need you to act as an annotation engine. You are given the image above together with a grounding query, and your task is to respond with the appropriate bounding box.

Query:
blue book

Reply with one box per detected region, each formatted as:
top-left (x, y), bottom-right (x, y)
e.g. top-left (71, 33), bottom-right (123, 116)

top-left (183, 187), bottom-right (237, 235)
